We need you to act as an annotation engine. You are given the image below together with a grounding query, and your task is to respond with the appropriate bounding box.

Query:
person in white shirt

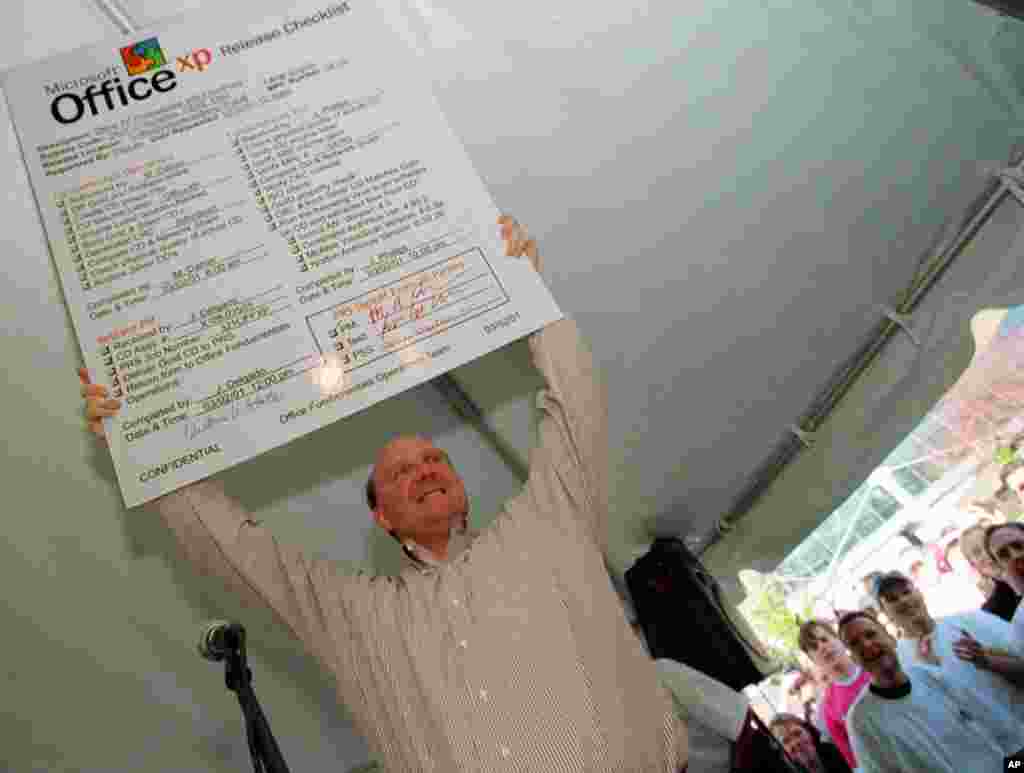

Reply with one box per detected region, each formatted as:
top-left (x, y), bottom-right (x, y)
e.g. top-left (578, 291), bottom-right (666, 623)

top-left (837, 610), bottom-right (1007, 773)
top-left (872, 569), bottom-right (1024, 756)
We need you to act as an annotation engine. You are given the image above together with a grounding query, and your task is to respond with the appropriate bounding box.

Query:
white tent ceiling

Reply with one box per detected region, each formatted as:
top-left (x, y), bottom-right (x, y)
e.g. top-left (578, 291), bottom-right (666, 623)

top-left (5, 0), bottom-right (1024, 769)
top-left (700, 194), bottom-right (1024, 587)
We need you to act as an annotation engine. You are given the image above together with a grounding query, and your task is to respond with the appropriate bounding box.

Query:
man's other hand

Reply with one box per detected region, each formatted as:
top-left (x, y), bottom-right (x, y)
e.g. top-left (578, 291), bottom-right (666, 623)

top-left (78, 367), bottom-right (122, 444)
top-left (498, 214), bottom-right (541, 273)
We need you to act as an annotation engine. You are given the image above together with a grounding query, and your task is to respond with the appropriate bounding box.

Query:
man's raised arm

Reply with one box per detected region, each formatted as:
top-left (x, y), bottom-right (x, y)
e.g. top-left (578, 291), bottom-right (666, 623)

top-left (524, 317), bottom-right (611, 553)
top-left (151, 477), bottom-right (350, 667)
top-left (80, 368), bottom-right (356, 672)
top-left (495, 221), bottom-right (609, 554)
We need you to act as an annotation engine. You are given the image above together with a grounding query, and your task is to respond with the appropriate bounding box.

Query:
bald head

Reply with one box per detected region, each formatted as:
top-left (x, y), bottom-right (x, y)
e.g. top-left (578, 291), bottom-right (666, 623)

top-left (374, 434), bottom-right (433, 478)
top-left (367, 434), bottom-right (467, 551)
top-left (366, 435), bottom-right (424, 509)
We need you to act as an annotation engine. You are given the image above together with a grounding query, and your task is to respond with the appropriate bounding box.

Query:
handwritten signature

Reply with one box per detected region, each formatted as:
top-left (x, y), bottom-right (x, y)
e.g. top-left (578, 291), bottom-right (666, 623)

top-left (185, 389), bottom-right (285, 441)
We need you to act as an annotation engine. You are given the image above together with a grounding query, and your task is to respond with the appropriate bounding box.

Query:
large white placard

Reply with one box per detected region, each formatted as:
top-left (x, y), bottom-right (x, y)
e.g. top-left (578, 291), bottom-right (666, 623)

top-left (4, 0), bottom-right (561, 507)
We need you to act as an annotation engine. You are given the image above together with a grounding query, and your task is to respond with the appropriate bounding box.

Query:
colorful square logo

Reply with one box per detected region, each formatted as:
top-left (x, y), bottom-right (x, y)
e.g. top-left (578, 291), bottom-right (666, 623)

top-left (119, 38), bottom-right (167, 76)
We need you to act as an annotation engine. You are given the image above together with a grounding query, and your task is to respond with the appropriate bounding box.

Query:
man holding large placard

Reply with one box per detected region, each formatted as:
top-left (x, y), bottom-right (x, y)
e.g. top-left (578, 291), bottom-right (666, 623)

top-left (80, 216), bottom-right (691, 772)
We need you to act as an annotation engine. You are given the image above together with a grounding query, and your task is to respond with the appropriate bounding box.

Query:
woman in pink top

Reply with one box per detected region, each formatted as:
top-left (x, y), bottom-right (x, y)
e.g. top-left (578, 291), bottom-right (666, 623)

top-left (798, 619), bottom-right (872, 769)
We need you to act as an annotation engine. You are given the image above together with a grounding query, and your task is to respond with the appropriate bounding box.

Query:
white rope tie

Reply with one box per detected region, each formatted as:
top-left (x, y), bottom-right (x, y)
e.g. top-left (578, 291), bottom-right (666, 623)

top-left (878, 305), bottom-right (920, 347)
top-left (788, 424), bottom-right (816, 448)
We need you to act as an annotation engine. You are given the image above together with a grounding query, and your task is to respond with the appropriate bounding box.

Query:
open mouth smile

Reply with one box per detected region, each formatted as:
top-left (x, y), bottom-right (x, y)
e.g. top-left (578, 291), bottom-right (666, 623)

top-left (417, 488), bottom-right (446, 504)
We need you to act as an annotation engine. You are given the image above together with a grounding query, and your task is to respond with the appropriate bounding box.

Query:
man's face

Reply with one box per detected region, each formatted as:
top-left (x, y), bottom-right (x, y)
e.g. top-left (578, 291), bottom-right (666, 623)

top-left (843, 617), bottom-right (897, 674)
top-left (989, 526), bottom-right (1024, 587)
top-left (962, 530), bottom-right (1001, 579)
top-left (807, 630), bottom-right (851, 680)
top-left (878, 580), bottom-right (928, 627)
top-left (371, 435), bottom-right (468, 544)
top-left (774, 721), bottom-right (818, 769)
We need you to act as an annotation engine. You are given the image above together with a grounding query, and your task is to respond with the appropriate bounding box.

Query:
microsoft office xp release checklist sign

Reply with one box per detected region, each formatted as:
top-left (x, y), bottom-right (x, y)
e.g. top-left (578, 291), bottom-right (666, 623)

top-left (3, 0), bottom-right (561, 507)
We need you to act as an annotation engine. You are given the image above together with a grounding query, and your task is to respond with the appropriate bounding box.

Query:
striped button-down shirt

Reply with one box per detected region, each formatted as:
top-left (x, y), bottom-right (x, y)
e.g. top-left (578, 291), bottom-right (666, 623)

top-left (153, 318), bottom-right (689, 771)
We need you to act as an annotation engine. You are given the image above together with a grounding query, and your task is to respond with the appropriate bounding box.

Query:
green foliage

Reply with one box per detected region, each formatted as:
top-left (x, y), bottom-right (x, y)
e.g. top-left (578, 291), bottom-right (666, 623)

top-left (740, 573), bottom-right (803, 668)
top-left (995, 445), bottom-right (1016, 466)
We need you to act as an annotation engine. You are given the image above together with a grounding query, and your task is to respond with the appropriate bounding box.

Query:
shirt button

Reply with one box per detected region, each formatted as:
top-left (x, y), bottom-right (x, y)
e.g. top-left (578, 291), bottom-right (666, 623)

top-left (479, 689), bottom-right (488, 701)
top-left (459, 639), bottom-right (468, 649)
top-left (500, 746), bottom-right (510, 758)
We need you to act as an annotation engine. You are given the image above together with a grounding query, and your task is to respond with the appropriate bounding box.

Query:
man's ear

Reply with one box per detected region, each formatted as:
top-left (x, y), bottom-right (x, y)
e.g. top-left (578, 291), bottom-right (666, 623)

top-left (372, 508), bottom-right (391, 532)
top-left (373, 514), bottom-right (405, 545)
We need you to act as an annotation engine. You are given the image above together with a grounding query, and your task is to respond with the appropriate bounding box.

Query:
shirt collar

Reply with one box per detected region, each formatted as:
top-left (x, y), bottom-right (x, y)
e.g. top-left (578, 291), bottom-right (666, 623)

top-left (399, 518), bottom-right (475, 572)
top-left (869, 679), bottom-right (912, 700)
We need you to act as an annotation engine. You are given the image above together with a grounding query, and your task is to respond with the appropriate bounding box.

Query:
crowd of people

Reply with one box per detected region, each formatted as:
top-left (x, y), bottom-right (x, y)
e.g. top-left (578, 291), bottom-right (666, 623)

top-left (768, 498), bottom-right (1024, 772)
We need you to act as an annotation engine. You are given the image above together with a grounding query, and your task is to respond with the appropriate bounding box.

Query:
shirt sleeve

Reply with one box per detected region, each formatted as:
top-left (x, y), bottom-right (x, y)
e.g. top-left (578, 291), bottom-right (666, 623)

top-left (150, 476), bottom-right (364, 670)
top-left (511, 317), bottom-right (610, 553)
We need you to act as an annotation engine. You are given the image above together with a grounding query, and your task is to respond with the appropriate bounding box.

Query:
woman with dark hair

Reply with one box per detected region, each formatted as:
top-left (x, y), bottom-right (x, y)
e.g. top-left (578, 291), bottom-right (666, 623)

top-left (769, 713), bottom-right (852, 773)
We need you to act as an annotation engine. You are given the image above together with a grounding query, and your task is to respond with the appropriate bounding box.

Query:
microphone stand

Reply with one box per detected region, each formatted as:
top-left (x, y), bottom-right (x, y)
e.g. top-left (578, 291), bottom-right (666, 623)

top-left (220, 631), bottom-right (292, 773)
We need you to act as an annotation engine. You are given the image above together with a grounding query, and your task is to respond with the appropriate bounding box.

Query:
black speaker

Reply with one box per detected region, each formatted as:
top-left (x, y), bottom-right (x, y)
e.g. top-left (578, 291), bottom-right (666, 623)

top-left (625, 537), bottom-right (767, 691)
